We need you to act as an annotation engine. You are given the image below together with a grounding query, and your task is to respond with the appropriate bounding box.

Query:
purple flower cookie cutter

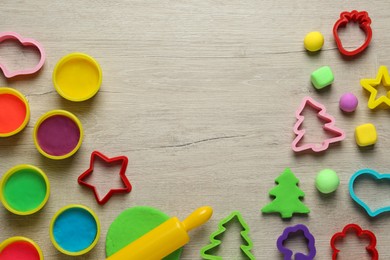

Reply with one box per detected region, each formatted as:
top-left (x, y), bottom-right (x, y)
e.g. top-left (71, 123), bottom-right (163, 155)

top-left (277, 224), bottom-right (316, 260)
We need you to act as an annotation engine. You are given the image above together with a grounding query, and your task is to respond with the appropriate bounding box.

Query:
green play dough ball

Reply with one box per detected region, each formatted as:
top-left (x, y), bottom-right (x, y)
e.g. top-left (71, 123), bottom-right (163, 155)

top-left (105, 206), bottom-right (182, 259)
top-left (315, 169), bottom-right (340, 194)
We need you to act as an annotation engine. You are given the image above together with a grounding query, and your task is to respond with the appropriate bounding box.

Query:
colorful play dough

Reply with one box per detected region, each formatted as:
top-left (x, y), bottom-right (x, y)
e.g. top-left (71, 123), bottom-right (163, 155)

top-left (311, 66), bottom-right (334, 90)
top-left (304, 31), bottom-right (324, 52)
top-left (0, 165), bottom-right (49, 215)
top-left (355, 123), bottom-right (377, 147)
top-left (33, 110), bottom-right (83, 159)
top-left (0, 87), bottom-right (30, 137)
top-left (339, 92), bottom-right (358, 112)
top-left (0, 237), bottom-right (43, 260)
top-left (106, 206), bottom-right (182, 259)
top-left (53, 53), bottom-right (102, 101)
top-left (50, 204), bottom-right (100, 256)
top-left (315, 169), bottom-right (339, 194)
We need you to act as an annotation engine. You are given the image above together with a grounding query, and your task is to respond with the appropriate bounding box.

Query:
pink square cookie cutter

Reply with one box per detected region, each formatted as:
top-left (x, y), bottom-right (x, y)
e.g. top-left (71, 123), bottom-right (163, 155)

top-left (0, 31), bottom-right (45, 78)
top-left (292, 97), bottom-right (346, 152)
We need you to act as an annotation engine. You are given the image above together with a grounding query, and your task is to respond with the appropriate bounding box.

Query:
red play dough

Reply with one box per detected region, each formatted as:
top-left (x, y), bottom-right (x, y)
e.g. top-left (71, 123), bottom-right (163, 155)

top-left (0, 93), bottom-right (27, 134)
top-left (0, 241), bottom-right (40, 260)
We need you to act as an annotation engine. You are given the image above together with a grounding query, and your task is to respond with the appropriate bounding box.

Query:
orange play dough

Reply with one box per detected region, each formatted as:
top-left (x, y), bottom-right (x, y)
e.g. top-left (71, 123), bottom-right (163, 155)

top-left (0, 94), bottom-right (27, 134)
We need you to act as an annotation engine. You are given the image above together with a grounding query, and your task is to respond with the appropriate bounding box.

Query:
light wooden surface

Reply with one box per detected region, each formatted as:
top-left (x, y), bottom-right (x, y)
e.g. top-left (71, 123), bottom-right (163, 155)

top-left (1, 1), bottom-right (390, 259)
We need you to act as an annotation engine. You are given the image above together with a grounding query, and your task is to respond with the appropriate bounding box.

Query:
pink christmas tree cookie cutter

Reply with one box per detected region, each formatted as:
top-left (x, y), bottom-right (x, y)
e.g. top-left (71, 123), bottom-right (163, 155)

top-left (292, 97), bottom-right (345, 152)
top-left (0, 32), bottom-right (45, 78)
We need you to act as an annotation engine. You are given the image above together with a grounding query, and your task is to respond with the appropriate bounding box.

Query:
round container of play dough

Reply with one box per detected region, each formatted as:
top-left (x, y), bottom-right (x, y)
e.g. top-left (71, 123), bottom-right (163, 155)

top-left (33, 110), bottom-right (83, 160)
top-left (0, 165), bottom-right (50, 215)
top-left (53, 53), bottom-right (102, 102)
top-left (50, 204), bottom-right (100, 256)
top-left (0, 236), bottom-right (43, 260)
top-left (0, 87), bottom-right (30, 137)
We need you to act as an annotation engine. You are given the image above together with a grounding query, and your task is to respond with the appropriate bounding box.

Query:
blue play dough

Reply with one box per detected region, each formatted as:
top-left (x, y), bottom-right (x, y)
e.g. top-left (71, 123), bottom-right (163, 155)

top-left (53, 208), bottom-right (97, 252)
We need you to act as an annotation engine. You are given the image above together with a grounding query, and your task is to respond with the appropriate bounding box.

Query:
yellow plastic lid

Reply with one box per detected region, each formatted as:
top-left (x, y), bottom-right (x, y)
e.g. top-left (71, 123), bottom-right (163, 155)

top-left (53, 53), bottom-right (102, 102)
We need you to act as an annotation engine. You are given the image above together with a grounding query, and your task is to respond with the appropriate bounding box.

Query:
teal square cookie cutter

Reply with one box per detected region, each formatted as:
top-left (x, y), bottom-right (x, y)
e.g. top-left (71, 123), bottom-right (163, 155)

top-left (349, 168), bottom-right (390, 217)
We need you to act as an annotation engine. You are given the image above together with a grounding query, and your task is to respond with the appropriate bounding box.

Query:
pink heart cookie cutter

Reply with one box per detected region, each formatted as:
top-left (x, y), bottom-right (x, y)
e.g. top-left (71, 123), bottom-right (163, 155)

top-left (0, 31), bottom-right (45, 78)
top-left (292, 96), bottom-right (346, 152)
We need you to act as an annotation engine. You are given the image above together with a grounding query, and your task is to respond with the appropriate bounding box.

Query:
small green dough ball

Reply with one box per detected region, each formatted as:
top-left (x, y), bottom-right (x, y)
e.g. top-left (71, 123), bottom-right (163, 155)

top-left (315, 169), bottom-right (339, 194)
top-left (304, 31), bottom-right (324, 52)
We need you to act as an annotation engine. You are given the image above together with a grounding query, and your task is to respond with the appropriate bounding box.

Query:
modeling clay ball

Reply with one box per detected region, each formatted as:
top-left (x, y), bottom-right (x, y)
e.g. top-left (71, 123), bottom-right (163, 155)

top-left (315, 169), bottom-right (339, 194)
top-left (355, 123), bottom-right (377, 147)
top-left (339, 93), bottom-right (358, 112)
top-left (304, 31), bottom-right (324, 52)
top-left (311, 66), bottom-right (334, 90)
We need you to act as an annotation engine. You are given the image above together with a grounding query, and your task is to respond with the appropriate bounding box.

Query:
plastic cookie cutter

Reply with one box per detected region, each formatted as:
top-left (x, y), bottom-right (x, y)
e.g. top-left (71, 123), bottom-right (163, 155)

top-left (360, 66), bottom-right (390, 109)
top-left (107, 206), bottom-right (213, 260)
top-left (333, 10), bottom-right (372, 57)
top-left (78, 151), bottom-right (132, 205)
top-left (277, 224), bottom-right (316, 260)
top-left (200, 211), bottom-right (255, 260)
top-left (292, 96), bottom-right (346, 152)
top-left (330, 223), bottom-right (378, 260)
top-left (349, 168), bottom-right (390, 217)
top-left (0, 32), bottom-right (45, 78)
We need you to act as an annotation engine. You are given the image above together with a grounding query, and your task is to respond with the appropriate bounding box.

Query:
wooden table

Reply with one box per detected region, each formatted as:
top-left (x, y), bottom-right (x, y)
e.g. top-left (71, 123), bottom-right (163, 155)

top-left (1, 1), bottom-right (390, 259)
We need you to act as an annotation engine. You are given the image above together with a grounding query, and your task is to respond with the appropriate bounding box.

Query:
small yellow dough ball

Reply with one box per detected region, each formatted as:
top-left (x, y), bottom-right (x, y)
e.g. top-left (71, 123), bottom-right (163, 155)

top-left (304, 31), bottom-right (324, 52)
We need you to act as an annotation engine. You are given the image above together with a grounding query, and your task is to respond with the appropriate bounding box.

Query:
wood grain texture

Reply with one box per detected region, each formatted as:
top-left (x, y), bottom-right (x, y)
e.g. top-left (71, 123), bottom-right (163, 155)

top-left (1, 0), bottom-right (390, 259)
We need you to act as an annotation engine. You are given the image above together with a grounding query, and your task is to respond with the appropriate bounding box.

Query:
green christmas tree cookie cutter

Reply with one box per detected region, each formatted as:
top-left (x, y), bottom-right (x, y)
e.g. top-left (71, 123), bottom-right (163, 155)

top-left (200, 211), bottom-right (255, 260)
top-left (262, 168), bottom-right (310, 218)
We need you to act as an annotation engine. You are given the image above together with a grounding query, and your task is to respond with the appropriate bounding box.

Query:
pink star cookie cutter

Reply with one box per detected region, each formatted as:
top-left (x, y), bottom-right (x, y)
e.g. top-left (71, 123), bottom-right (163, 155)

top-left (0, 32), bottom-right (45, 78)
top-left (292, 97), bottom-right (346, 152)
top-left (78, 151), bottom-right (132, 205)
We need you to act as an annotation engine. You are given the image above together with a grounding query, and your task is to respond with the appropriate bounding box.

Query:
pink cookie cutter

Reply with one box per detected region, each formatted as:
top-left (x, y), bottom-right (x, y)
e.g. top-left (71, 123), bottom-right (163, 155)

top-left (0, 32), bottom-right (45, 78)
top-left (292, 97), bottom-right (346, 152)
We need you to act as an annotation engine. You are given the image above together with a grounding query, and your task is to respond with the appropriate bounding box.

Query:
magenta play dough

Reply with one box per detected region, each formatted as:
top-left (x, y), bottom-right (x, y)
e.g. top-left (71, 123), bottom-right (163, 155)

top-left (339, 92), bottom-right (358, 112)
top-left (0, 241), bottom-right (40, 260)
top-left (36, 115), bottom-right (80, 156)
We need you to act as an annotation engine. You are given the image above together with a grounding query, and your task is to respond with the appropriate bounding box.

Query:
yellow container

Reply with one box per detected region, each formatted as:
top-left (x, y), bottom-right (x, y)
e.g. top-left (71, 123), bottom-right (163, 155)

top-left (50, 204), bottom-right (100, 256)
top-left (0, 87), bottom-right (30, 137)
top-left (33, 110), bottom-right (83, 160)
top-left (53, 52), bottom-right (102, 101)
top-left (0, 236), bottom-right (44, 259)
top-left (0, 164), bottom-right (50, 215)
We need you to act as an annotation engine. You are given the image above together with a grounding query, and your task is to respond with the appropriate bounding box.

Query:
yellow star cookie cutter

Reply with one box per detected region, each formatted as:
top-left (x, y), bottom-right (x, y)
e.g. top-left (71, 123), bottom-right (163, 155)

top-left (361, 66), bottom-right (390, 109)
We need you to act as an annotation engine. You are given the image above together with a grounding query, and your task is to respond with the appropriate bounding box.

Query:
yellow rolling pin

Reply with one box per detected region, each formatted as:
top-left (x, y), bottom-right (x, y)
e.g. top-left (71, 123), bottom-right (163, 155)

top-left (106, 206), bottom-right (213, 260)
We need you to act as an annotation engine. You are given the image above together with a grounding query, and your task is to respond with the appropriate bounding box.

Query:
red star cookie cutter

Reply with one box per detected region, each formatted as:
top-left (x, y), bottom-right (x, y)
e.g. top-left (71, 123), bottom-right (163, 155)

top-left (78, 151), bottom-right (132, 205)
top-left (330, 224), bottom-right (378, 260)
top-left (333, 10), bottom-right (372, 57)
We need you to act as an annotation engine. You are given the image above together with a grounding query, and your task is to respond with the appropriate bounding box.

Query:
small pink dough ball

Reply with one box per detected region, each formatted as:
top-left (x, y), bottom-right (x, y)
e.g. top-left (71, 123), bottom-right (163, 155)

top-left (339, 93), bottom-right (358, 112)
